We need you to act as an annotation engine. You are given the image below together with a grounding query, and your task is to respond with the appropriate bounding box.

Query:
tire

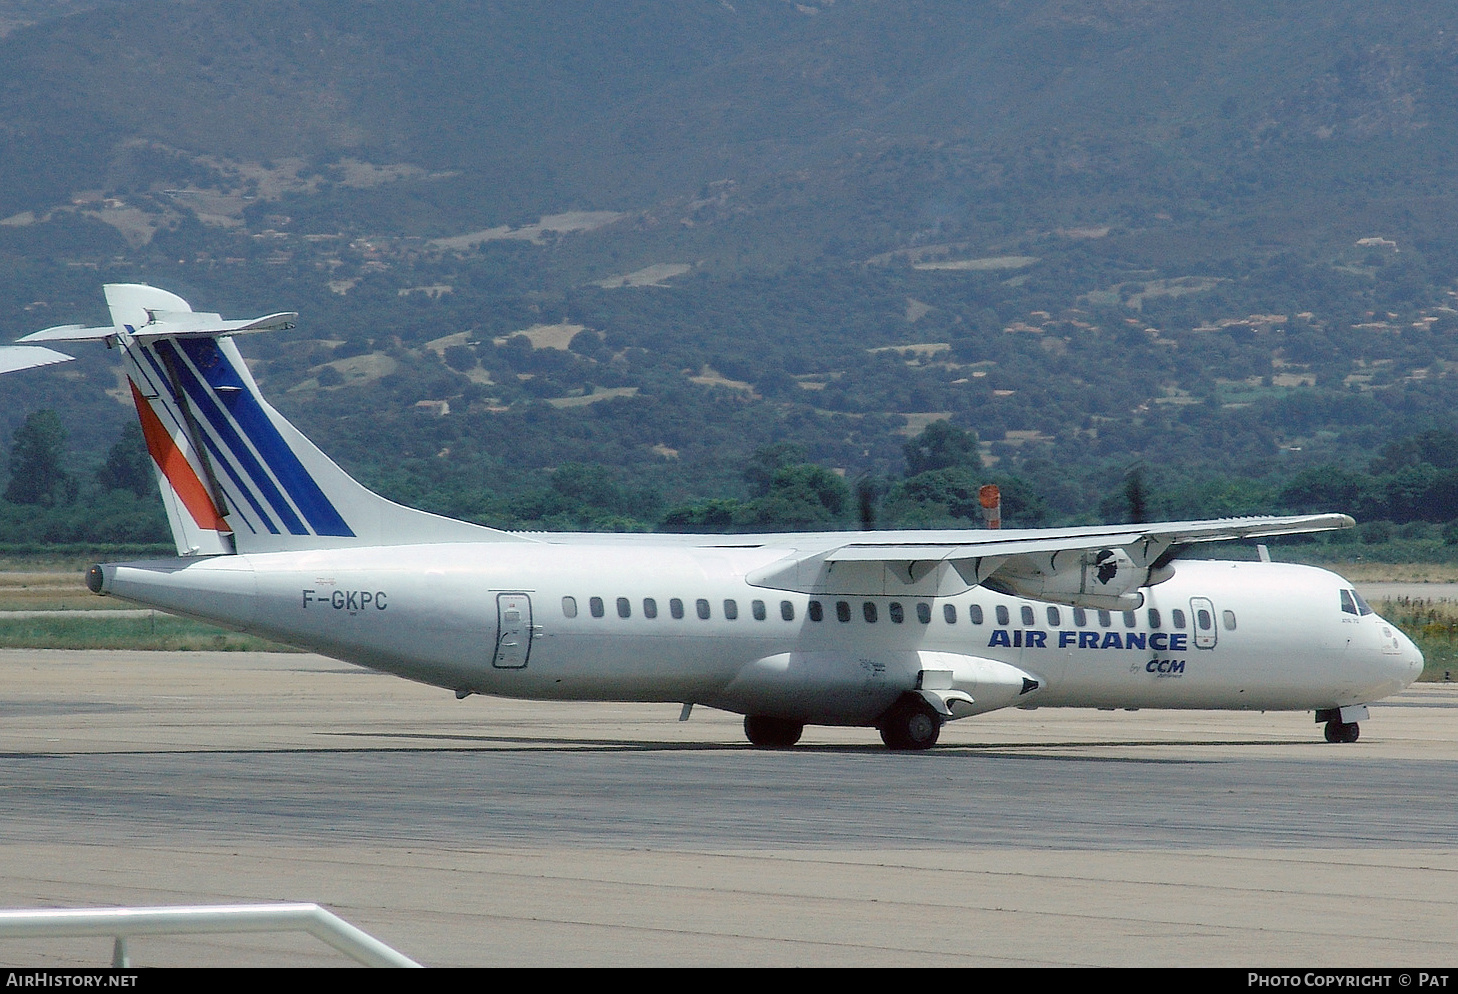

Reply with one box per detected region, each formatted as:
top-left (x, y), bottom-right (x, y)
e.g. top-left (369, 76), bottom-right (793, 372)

top-left (744, 715), bottom-right (804, 748)
top-left (1324, 720), bottom-right (1360, 743)
top-left (878, 696), bottom-right (942, 751)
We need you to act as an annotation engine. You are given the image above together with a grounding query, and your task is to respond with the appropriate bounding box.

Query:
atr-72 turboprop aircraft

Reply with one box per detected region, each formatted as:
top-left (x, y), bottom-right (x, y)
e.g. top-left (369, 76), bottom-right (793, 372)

top-left (2, 285), bottom-right (1423, 749)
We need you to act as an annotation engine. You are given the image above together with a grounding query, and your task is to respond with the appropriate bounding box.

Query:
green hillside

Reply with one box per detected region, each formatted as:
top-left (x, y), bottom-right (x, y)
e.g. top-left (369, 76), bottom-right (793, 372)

top-left (0, 1), bottom-right (1457, 536)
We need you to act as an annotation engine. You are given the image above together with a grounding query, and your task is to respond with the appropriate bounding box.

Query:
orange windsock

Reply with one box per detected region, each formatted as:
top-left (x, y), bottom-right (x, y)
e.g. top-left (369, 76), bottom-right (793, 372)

top-left (978, 484), bottom-right (1001, 529)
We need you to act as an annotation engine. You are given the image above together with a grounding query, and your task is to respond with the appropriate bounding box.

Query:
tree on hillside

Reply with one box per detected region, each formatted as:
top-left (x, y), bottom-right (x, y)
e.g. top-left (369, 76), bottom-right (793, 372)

top-left (744, 442), bottom-right (808, 496)
top-left (96, 423), bottom-right (154, 497)
top-left (746, 464), bottom-right (850, 528)
top-left (5, 410), bottom-right (75, 507)
top-left (903, 420), bottom-right (981, 476)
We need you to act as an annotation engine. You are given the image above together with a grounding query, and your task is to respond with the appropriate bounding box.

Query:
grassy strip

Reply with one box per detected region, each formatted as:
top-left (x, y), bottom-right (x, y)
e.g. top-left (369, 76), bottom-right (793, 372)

top-left (0, 546), bottom-right (175, 569)
top-left (1377, 599), bottom-right (1458, 682)
top-left (0, 614), bottom-right (299, 652)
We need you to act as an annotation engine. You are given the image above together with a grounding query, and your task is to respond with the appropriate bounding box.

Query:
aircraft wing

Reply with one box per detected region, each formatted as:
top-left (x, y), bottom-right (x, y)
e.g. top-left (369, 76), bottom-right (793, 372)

top-left (0, 345), bottom-right (74, 374)
top-left (748, 513), bottom-right (1354, 605)
top-left (819, 513), bottom-right (1352, 564)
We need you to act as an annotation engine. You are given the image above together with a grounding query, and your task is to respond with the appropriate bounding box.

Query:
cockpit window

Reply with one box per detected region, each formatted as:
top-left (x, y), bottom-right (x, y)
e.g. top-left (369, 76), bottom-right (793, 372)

top-left (1351, 590), bottom-right (1374, 616)
top-left (1340, 589), bottom-right (1358, 616)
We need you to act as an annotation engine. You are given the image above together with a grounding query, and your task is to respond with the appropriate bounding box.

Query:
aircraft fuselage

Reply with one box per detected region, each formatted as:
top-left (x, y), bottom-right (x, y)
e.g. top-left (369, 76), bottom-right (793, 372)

top-left (94, 546), bottom-right (1422, 727)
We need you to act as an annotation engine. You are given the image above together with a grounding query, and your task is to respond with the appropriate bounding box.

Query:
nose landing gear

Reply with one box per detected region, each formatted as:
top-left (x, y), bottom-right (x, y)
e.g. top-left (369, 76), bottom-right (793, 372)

top-left (1317, 707), bottom-right (1366, 743)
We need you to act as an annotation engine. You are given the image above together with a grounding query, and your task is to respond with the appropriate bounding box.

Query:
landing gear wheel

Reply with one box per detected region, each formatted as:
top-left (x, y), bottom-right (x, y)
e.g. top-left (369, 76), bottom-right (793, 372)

top-left (744, 715), bottom-right (804, 748)
top-left (1324, 720), bottom-right (1360, 743)
top-left (878, 696), bottom-right (942, 751)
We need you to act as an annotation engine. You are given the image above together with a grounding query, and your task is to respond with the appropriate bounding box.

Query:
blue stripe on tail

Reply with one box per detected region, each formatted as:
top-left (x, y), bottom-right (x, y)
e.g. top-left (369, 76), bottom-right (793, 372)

top-left (160, 338), bottom-right (355, 538)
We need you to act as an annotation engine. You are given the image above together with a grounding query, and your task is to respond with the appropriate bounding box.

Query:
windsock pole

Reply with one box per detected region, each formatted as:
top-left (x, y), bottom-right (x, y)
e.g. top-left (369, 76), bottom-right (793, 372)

top-left (978, 484), bottom-right (1001, 529)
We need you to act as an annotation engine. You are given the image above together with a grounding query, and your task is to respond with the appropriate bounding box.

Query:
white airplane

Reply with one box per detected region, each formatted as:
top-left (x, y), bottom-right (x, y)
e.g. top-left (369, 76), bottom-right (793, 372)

top-left (3, 285), bottom-right (1423, 749)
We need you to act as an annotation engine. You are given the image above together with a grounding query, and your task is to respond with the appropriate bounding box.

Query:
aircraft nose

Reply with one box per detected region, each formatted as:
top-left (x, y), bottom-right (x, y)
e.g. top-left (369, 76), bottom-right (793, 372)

top-left (1395, 629), bottom-right (1424, 685)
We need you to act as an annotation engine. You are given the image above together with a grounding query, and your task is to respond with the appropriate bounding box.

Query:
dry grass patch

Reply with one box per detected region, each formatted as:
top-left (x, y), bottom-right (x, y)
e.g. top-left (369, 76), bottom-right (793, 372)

top-left (493, 323), bottom-right (589, 350)
top-left (547, 386), bottom-right (639, 408)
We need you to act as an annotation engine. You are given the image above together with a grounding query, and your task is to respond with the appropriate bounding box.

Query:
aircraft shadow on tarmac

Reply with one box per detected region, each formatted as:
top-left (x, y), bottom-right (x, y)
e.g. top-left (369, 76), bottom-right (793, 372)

top-left (306, 729), bottom-right (1325, 756)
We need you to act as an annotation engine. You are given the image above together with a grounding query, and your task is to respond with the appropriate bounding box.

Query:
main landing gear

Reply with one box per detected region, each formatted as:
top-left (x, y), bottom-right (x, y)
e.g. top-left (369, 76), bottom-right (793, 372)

top-left (742, 695), bottom-right (946, 751)
top-left (744, 715), bottom-right (804, 748)
top-left (877, 694), bottom-right (942, 751)
top-left (1324, 720), bottom-right (1360, 743)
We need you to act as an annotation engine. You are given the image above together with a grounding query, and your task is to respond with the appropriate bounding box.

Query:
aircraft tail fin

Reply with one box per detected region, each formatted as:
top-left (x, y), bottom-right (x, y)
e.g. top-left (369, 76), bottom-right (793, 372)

top-left (17, 284), bottom-right (526, 556)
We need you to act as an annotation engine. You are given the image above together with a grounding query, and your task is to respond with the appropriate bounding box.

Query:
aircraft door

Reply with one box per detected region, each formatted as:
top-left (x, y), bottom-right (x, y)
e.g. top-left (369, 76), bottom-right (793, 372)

top-left (492, 593), bottom-right (533, 669)
top-left (1190, 597), bottom-right (1218, 650)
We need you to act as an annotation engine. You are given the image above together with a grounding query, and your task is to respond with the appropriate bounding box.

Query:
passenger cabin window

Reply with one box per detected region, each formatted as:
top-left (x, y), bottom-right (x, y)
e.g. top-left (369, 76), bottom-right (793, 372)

top-left (1073, 607), bottom-right (1087, 627)
top-left (969, 604), bottom-right (984, 624)
top-left (808, 600), bottom-right (824, 622)
top-left (723, 599), bottom-right (738, 620)
top-left (1223, 610), bottom-right (1237, 631)
top-left (781, 600), bottom-right (795, 621)
top-left (670, 598), bottom-right (685, 620)
top-left (944, 604), bottom-right (957, 624)
top-left (1196, 608), bottom-right (1213, 631)
top-left (643, 597), bottom-right (658, 619)
top-left (996, 605), bottom-right (1009, 626)
top-left (1046, 606), bottom-right (1060, 626)
top-left (562, 596), bottom-right (578, 619)
top-left (916, 603), bottom-right (932, 624)
top-left (1172, 609), bottom-right (1187, 629)
top-left (617, 597), bottom-right (631, 619)
top-left (1148, 608), bottom-right (1161, 629)
top-left (1098, 610), bottom-right (1112, 628)
top-left (696, 598), bottom-right (711, 620)
top-left (590, 596), bottom-right (605, 619)
top-left (836, 601), bottom-right (851, 623)
top-left (1021, 605), bottom-right (1035, 626)
top-left (1123, 611), bottom-right (1137, 628)
top-left (889, 602), bottom-right (905, 624)
top-left (752, 600), bottom-right (766, 621)
top-left (863, 602), bottom-right (878, 623)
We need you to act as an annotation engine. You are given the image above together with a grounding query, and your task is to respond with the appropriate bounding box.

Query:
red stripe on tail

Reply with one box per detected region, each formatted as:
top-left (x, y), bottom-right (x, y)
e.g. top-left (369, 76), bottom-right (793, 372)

top-left (129, 379), bottom-right (228, 531)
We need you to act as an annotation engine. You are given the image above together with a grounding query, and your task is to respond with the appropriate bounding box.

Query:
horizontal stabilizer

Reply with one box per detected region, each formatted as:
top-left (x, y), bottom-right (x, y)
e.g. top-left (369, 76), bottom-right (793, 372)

top-left (20, 312), bottom-right (297, 343)
top-left (129, 309), bottom-right (299, 337)
top-left (19, 324), bottom-right (115, 344)
top-left (0, 345), bottom-right (74, 374)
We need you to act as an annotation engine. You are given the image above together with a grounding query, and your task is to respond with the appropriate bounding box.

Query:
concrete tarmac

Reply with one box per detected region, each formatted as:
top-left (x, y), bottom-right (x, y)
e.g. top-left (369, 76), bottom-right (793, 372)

top-left (0, 649), bottom-right (1455, 968)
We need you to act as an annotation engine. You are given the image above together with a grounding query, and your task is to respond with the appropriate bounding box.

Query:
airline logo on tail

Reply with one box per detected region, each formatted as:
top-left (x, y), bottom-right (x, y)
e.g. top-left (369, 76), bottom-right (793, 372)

top-left (129, 336), bottom-right (354, 539)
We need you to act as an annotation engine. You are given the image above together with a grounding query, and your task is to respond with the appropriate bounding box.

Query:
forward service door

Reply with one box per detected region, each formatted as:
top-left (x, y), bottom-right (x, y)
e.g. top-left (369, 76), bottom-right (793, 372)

top-left (1190, 596), bottom-right (1218, 650)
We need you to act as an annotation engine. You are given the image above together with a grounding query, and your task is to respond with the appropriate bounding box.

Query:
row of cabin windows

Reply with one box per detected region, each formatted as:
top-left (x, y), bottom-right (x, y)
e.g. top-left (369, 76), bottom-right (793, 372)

top-left (561, 596), bottom-right (1236, 631)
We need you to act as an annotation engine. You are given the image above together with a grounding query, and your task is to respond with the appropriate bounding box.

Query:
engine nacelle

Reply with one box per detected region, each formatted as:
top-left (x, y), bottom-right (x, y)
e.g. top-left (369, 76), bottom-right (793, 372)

top-left (982, 547), bottom-right (1161, 612)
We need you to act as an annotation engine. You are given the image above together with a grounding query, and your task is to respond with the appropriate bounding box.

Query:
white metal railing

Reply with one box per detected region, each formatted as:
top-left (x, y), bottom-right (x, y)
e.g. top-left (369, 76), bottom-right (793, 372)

top-left (0, 903), bottom-right (422, 967)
